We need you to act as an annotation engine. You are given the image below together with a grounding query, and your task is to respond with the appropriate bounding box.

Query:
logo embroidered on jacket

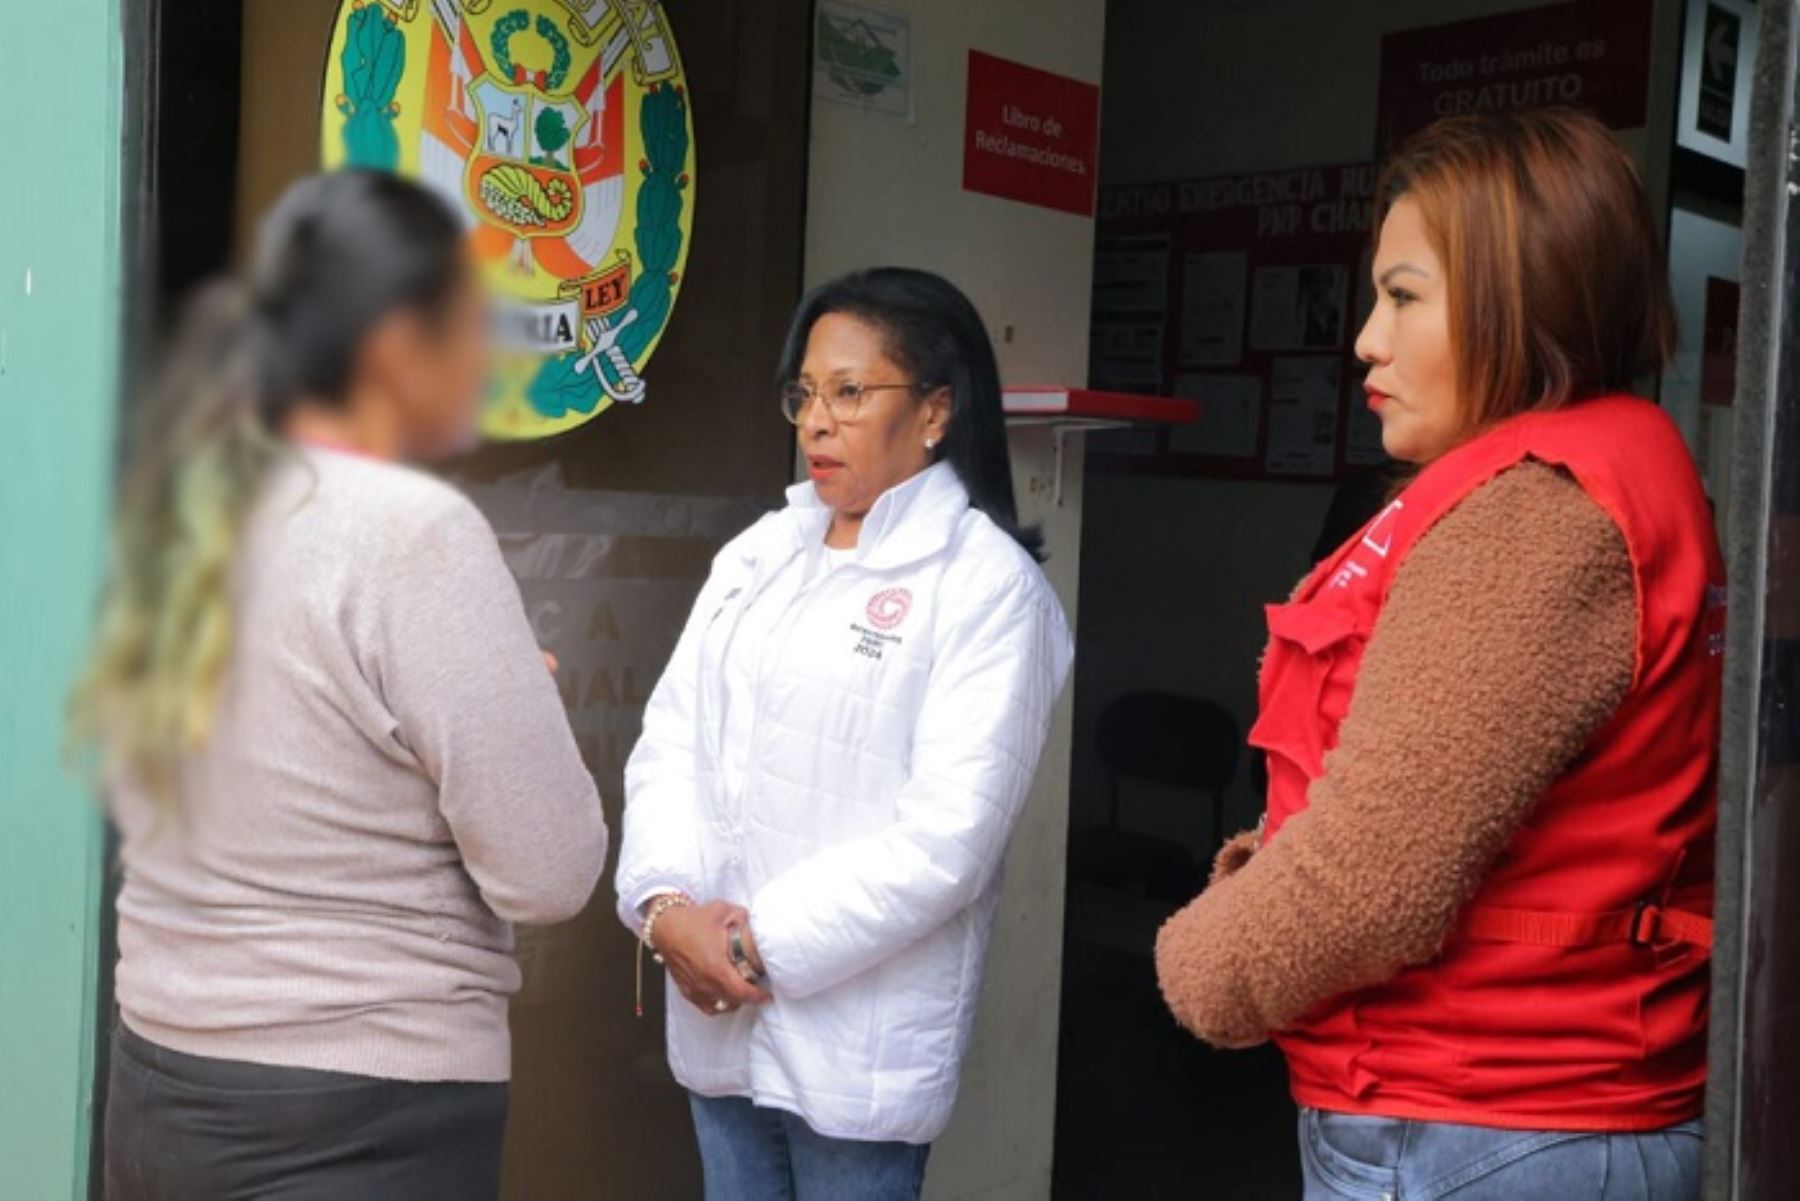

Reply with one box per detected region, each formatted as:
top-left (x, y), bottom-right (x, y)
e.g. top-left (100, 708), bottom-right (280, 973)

top-left (866, 588), bottom-right (913, 630)
top-left (1328, 499), bottom-right (1405, 591)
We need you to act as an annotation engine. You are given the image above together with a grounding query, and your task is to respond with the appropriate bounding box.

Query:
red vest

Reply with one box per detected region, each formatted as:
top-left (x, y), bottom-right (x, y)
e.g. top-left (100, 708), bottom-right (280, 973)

top-left (1250, 396), bottom-right (1724, 1131)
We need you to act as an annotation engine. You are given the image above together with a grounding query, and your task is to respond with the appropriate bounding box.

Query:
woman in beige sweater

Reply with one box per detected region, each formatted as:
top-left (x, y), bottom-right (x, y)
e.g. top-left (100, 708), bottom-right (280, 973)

top-left (1156, 110), bottom-right (1722, 1200)
top-left (76, 172), bottom-right (606, 1200)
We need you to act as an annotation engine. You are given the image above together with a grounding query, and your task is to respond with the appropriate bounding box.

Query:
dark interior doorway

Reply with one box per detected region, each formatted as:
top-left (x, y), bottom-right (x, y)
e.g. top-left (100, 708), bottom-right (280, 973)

top-left (1053, 2), bottom-right (1755, 1196)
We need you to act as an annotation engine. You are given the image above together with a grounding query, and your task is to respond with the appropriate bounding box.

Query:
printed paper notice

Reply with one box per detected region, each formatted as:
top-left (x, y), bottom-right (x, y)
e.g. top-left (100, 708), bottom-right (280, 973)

top-left (1089, 318), bottom-right (1165, 392)
top-left (1093, 235), bottom-right (1170, 314)
top-left (1251, 264), bottom-right (1350, 352)
top-left (1180, 253), bottom-right (1247, 367)
top-left (1352, 246), bottom-right (1375, 332)
top-left (1171, 374), bottom-right (1260, 459)
top-left (1345, 404), bottom-right (1387, 466)
top-left (1344, 246), bottom-right (1382, 464)
top-left (1266, 356), bottom-right (1341, 476)
top-left (815, 2), bottom-right (912, 120)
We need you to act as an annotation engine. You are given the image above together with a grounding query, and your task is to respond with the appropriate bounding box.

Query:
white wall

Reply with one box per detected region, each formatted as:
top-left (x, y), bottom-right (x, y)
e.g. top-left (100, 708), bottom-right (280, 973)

top-left (1075, 0), bottom-right (1686, 843)
top-left (802, 2), bottom-right (1104, 1197)
top-left (806, 5), bottom-right (1105, 386)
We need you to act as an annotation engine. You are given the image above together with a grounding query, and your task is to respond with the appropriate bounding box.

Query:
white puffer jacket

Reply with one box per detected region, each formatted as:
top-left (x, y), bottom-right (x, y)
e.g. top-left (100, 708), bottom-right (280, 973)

top-left (615, 463), bottom-right (1073, 1144)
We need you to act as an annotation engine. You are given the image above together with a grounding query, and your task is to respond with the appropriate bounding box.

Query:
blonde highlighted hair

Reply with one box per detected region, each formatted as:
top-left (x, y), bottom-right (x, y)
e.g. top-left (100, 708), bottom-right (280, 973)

top-left (69, 284), bottom-right (285, 797)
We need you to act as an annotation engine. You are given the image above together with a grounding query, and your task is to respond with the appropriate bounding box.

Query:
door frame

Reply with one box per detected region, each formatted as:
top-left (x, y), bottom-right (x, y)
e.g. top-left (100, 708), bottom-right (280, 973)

top-left (0, 3), bottom-right (129, 1199)
top-left (1705, 2), bottom-right (1800, 1198)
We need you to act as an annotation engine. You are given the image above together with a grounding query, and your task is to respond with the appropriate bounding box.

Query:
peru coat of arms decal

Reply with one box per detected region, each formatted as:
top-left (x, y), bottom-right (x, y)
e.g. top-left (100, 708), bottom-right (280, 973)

top-left (321, 0), bottom-right (695, 440)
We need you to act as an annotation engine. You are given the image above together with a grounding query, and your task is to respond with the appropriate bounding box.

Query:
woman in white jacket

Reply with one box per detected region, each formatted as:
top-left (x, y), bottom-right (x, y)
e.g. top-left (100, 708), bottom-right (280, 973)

top-left (615, 268), bottom-right (1073, 1199)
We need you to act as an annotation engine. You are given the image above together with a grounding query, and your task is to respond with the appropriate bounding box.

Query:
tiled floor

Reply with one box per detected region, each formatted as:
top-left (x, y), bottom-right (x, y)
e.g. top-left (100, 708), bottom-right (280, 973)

top-left (1053, 893), bottom-right (1300, 1199)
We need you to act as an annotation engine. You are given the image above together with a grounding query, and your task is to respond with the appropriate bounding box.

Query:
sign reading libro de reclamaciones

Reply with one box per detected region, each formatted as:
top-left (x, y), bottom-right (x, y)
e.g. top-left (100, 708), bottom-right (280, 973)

top-left (321, 0), bottom-right (696, 441)
top-left (962, 50), bottom-right (1100, 218)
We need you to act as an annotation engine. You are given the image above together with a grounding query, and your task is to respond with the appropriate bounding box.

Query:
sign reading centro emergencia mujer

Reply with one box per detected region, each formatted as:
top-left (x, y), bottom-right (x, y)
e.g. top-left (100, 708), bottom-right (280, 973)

top-left (321, 0), bottom-right (696, 441)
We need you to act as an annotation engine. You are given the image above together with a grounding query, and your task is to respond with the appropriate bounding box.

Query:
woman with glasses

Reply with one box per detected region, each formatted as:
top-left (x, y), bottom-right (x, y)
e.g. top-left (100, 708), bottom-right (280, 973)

top-left (615, 267), bottom-right (1073, 1200)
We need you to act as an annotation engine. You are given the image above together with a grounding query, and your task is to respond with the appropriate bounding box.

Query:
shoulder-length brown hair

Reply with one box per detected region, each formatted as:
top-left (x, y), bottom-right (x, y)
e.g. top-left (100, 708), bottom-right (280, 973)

top-left (1375, 108), bottom-right (1677, 433)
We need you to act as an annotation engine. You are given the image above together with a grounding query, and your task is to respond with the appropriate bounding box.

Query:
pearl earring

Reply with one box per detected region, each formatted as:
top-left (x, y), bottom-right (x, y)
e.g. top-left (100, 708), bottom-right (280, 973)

top-left (924, 437), bottom-right (937, 450)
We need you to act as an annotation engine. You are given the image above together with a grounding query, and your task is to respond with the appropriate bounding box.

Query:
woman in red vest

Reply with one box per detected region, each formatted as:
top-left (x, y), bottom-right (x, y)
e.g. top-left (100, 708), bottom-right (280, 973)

top-left (1155, 108), bottom-right (1722, 1200)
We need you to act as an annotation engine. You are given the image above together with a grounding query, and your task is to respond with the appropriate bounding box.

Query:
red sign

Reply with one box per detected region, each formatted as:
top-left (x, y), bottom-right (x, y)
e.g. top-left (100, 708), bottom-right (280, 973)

top-left (1376, 1), bottom-right (1653, 150)
top-left (571, 258), bottom-right (632, 320)
top-left (963, 50), bottom-right (1100, 217)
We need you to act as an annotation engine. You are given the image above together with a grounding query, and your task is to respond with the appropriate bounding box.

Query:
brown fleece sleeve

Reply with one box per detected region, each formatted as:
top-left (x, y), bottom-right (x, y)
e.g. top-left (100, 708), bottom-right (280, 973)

top-left (1154, 462), bottom-right (1636, 1048)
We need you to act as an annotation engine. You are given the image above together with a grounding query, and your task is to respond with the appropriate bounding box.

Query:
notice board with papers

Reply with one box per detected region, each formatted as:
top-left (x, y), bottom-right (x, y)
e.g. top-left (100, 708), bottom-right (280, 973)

top-left (1089, 163), bottom-right (1386, 481)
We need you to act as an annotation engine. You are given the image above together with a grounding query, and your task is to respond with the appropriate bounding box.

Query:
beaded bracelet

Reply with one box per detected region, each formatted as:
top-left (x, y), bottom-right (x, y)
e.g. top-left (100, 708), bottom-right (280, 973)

top-left (636, 893), bottom-right (692, 1017)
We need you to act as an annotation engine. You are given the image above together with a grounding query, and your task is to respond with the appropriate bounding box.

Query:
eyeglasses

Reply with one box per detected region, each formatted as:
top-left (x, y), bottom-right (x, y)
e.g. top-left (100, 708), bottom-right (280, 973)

top-left (779, 379), bottom-right (934, 425)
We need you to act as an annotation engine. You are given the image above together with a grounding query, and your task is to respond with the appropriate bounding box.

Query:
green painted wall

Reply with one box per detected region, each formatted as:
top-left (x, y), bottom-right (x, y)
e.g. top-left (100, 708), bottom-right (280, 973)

top-left (0, 1), bottom-right (124, 1197)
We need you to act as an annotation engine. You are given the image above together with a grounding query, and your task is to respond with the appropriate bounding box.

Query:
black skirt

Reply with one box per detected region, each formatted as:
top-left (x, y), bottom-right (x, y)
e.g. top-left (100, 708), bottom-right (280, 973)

top-left (104, 1022), bottom-right (508, 1201)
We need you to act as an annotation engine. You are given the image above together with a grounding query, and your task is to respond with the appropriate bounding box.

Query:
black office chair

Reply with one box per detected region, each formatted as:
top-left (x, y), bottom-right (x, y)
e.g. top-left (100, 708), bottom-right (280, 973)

top-left (1070, 691), bottom-right (1241, 902)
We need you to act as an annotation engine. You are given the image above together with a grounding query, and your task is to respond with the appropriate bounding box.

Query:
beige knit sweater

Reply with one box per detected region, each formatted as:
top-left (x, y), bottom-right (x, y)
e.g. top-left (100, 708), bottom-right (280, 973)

top-left (110, 447), bottom-right (607, 1083)
top-left (1155, 462), bottom-right (1637, 1048)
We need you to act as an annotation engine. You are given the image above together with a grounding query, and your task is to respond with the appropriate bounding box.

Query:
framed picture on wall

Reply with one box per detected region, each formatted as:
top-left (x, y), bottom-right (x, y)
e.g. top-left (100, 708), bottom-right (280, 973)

top-left (1678, 0), bottom-right (1757, 168)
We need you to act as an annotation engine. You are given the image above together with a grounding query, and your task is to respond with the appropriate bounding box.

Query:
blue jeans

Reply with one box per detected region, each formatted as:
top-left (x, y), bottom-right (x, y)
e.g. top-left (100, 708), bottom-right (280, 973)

top-left (689, 1093), bottom-right (930, 1201)
top-left (1299, 1108), bottom-right (1703, 1200)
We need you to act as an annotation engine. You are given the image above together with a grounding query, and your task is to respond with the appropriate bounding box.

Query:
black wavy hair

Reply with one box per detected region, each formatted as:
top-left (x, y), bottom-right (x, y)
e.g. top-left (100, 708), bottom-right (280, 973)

top-left (247, 169), bottom-right (467, 414)
top-left (775, 267), bottom-right (1042, 559)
